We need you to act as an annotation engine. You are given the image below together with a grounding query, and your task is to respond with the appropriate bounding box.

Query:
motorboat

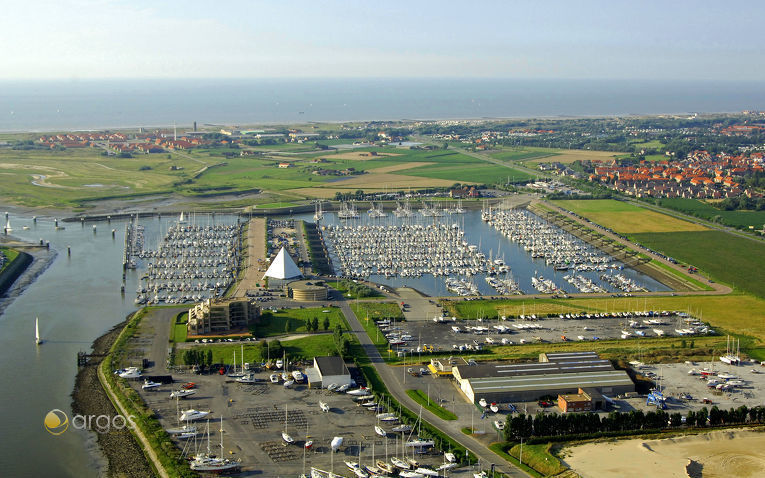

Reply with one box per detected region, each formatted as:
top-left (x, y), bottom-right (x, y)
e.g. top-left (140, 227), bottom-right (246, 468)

top-left (489, 403), bottom-right (499, 413)
top-left (142, 379), bottom-right (161, 390)
top-left (336, 383), bottom-right (350, 392)
top-left (270, 373), bottom-right (280, 383)
top-left (444, 452), bottom-right (456, 463)
top-left (494, 420), bottom-right (505, 430)
top-left (236, 373), bottom-right (259, 384)
top-left (179, 409), bottom-right (210, 422)
top-left (283, 379), bottom-right (295, 388)
top-left (478, 398), bottom-right (487, 408)
top-left (292, 370), bottom-right (304, 382)
top-left (347, 387), bottom-right (370, 396)
top-left (326, 383), bottom-right (338, 392)
top-left (170, 389), bottom-right (197, 399)
top-left (118, 367), bottom-right (142, 379)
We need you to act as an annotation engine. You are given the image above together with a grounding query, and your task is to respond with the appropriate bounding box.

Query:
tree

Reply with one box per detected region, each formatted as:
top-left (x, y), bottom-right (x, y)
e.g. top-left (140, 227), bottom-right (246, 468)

top-left (206, 349), bottom-right (213, 366)
top-left (323, 316), bottom-right (330, 331)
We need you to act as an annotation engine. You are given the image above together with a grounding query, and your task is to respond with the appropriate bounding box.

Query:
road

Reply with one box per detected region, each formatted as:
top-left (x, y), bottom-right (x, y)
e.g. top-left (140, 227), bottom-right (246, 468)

top-left (337, 300), bottom-right (529, 477)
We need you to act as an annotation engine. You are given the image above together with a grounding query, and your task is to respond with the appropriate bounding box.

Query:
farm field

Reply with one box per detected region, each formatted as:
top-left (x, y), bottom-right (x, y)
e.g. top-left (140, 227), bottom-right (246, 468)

top-left (401, 163), bottom-right (534, 184)
top-left (490, 147), bottom-right (624, 165)
top-left (553, 199), bottom-right (709, 233)
top-left (656, 198), bottom-right (765, 229)
top-left (489, 148), bottom-right (558, 162)
top-left (632, 230), bottom-right (765, 299)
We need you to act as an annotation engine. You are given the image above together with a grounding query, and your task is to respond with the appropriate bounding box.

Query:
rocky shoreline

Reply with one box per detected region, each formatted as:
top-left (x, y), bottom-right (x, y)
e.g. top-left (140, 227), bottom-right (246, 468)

top-left (71, 317), bottom-right (155, 478)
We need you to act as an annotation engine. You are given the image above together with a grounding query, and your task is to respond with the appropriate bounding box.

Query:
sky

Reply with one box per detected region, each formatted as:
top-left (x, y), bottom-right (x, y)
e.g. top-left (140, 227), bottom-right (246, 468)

top-left (1, 0), bottom-right (763, 80)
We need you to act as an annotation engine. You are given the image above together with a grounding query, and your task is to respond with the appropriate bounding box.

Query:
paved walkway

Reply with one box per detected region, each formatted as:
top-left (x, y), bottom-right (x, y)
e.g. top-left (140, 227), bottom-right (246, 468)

top-left (233, 217), bottom-right (266, 297)
top-left (338, 300), bottom-right (528, 477)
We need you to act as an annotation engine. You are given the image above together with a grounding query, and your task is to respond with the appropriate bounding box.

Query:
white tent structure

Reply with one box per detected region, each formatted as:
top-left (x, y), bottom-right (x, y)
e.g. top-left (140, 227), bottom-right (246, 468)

top-left (263, 247), bottom-right (302, 280)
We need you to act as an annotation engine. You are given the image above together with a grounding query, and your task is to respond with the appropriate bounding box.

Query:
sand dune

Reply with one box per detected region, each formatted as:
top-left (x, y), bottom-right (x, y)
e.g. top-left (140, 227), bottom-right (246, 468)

top-left (563, 429), bottom-right (765, 478)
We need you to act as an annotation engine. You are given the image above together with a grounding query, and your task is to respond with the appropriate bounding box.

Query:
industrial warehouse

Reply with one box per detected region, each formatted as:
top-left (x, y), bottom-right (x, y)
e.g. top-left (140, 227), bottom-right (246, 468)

top-left (452, 351), bottom-right (635, 404)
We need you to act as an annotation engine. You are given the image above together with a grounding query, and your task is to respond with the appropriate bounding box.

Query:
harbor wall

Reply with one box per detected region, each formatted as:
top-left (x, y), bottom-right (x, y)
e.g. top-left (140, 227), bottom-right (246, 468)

top-left (0, 250), bottom-right (33, 297)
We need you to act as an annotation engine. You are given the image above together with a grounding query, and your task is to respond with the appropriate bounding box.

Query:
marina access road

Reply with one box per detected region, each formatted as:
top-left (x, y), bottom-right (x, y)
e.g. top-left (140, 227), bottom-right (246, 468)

top-left (337, 299), bottom-right (530, 478)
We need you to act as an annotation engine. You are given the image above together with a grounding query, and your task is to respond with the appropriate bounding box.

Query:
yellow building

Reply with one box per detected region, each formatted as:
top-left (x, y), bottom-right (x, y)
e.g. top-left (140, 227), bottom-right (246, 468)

top-left (188, 298), bottom-right (260, 336)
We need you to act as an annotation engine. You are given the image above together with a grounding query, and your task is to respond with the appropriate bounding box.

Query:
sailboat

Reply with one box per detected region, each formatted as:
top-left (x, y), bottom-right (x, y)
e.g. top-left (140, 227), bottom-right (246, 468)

top-left (189, 418), bottom-right (241, 473)
top-left (720, 335), bottom-right (741, 365)
top-left (178, 211), bottom-right (186, 224)
top-left (35, 317), bottom-right (42, 345)
top-left (319, 401), bottom-right (330, 413)
top-left (166, 395), bottom-right (197, 436)
top-left (282, 404), bottom-right (295, 445)
top-left (228, 346), bottom-right (245, 379)
top-left (4, 217), bottom-right (12, 233)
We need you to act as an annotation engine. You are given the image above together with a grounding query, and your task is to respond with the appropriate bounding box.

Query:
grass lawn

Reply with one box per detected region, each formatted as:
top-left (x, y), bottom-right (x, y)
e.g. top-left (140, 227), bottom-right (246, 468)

top-left (327, 280), bottom-right (384, 299)
top-left (179, 334), bottom-right (343, 364)
top-left (657, 198), bottom-right (765, 229)
top-left (406, 389), bottom-right (458, 420)
top-left (350, 303), bottom-right (403, 358)
top-left (552, 199), bottom-right (708, 233)
top-left (0, 247), bottom-right (20, 273)
top-left (632, 231), bottom-right (765, 299)
top-left (649, 260), bottom-right (713, 290)
top-left (489, 148), bottom-right (557, 162)
top-left (508, 443), bottom-right (566, 476)
top-left (489, 443), bottom-right (544, 478)
top-left (251, 306), bottom-right (347, 337)
top-left (172, 312), bottom-right (188, 343)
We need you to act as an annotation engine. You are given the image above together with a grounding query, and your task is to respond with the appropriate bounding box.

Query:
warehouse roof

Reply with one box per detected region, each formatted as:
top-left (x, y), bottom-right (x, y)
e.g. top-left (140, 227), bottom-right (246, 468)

top-left (454, 359), bottom-right (613, 380)
top-left (467, 370), bottom-right (633, 394)
top-left (540, 351), bottom-right (601, 363)
top-left (314, 356), bottom-right (349, 377)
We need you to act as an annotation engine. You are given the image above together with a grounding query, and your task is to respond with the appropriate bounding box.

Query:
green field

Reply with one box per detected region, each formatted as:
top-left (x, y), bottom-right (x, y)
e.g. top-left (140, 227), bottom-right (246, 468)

top-left (489, 148), bottom-right (557, 162)
top-left (402, 163), bottom-right (534, 184)
top-left (632, 230), bottom-right (765, 298)
top-left (405, 389), bottom-right (458, 420)
top-left (179, 334), bottom-right (343, 364)
top-left (657, 198), bottom-right (765, 229)
top-left (552, 199), bottom-right (708, 233)
top-left (172, 312), bottom-right (188, 343)
top-left (251, 306), bottom-right (347, 337)
top-left (508, 443), bottom-right (566, 476)
top-left (0, 247), bottom-right (20, 273)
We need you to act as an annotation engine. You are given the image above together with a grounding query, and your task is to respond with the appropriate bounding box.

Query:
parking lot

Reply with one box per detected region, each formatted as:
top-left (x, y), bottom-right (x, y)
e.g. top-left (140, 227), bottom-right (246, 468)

top-left (382, 311), bottom-right (711, 355)
top-left (131, 366), bottom-right (478, 476)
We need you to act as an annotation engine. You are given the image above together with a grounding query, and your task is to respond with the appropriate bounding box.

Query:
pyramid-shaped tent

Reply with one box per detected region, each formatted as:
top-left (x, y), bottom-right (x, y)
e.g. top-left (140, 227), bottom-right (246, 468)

top-left (263, 247), bottom-right (302, 280)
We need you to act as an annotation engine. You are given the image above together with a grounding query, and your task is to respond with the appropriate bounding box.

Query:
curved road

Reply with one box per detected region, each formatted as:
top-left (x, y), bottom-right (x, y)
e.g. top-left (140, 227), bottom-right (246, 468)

top-left (338, 300), bottom-right (529, 477)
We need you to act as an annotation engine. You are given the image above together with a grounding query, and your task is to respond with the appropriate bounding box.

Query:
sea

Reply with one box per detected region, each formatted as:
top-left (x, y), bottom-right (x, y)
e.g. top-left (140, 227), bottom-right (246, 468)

top-left (1, 78), bottom-right (765, 132)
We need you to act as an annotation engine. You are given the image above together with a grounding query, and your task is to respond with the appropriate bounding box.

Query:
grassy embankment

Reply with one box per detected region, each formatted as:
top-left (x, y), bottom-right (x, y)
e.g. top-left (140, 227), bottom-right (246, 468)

top-left (0, 247), bottom-right (19, 272)
top-left (100, 308), bottom-right (194, 477)
top-left (350, 302), bottom-right (404, 358)
top-left (405, 389), bottom-right (458, 420)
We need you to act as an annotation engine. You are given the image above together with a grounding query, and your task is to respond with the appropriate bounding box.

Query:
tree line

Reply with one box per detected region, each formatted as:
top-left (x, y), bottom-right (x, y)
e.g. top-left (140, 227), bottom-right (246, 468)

top-left (505, 405), bottom-right (765, 442)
